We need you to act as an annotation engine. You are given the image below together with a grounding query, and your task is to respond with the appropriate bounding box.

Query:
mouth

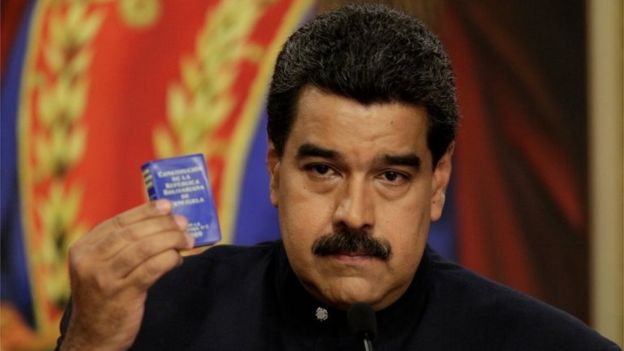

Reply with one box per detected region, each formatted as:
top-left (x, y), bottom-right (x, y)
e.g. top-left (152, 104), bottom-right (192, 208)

top-left (328, 251), bottom-right (380, 263)
top-left (334, 251), bottom-right (371, 257)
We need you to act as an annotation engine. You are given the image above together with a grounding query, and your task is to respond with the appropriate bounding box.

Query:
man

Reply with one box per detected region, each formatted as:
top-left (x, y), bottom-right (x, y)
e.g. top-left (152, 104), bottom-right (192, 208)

top-left (57, 4), bottom-right (619, 350)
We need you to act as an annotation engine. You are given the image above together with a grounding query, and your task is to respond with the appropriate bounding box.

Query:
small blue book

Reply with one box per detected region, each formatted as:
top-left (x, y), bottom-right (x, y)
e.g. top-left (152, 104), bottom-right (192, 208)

top-left (141, 154), bottom-right (221, 247)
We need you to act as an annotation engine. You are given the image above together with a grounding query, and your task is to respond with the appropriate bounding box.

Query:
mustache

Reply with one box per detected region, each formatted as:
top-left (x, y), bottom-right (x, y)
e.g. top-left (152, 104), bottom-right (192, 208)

top-left (311, 225), bottom-right (392, 261)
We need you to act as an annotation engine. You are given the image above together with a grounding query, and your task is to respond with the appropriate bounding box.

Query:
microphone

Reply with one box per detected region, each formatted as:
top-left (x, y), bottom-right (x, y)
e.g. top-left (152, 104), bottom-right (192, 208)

top-left (348, 303), bottom-right (377, 351)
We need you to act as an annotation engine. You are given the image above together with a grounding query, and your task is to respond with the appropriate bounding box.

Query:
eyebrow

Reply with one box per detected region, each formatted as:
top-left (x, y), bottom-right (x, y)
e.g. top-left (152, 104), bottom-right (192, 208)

top-left (296, 143), bottom-right (338, 160)
top-left (296, 143), bottom-right (421, 170)
top-left (382, 154), bottom-right (421, 170)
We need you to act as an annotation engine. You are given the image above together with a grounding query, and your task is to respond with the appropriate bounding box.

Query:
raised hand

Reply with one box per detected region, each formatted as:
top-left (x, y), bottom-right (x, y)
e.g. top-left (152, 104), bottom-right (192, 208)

top-left (60, 200), bottom-right (194, 351)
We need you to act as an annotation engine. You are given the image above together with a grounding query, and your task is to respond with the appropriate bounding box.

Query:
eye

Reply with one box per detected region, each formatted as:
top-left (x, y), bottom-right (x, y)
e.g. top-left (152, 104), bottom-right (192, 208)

top-left (310, 164), bottom-right (331, 175)
top-left (303, 163), bottom-right (337, 178)
top-left (378, 170), bottom-right (409, 185)
top-left (383, 171), bottom-right (400, 181)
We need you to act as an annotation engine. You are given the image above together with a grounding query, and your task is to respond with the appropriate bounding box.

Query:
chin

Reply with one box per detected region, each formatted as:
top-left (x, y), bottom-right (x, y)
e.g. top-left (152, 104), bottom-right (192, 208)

top-left (322, 277), bottom-right (382, 309)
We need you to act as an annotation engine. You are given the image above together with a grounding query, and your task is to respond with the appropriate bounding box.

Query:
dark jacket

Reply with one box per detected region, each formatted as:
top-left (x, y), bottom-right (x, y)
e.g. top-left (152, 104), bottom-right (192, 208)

top-left (57, 241), bottom-right (621, 350)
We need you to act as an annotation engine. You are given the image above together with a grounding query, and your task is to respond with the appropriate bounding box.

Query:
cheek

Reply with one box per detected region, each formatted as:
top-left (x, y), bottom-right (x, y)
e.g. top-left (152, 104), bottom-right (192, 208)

top-left (377, 189), bottom-right (431, 258)
top-left (278, 174), bottom-right (335, 250)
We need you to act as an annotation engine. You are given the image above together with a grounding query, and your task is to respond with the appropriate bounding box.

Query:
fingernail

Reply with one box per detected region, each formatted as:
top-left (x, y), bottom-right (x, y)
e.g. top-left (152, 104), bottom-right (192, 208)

top-left (155, 200), bottom-right (171, 213)
top-left (174, 215), bottom-right (187, 230)
top-left (185, 234), bottom-right (195, 248)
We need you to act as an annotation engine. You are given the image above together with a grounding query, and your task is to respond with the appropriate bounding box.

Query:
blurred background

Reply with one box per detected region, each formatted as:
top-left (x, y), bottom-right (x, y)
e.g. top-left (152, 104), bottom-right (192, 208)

top-left (1, 0), bottom-right (622, 349)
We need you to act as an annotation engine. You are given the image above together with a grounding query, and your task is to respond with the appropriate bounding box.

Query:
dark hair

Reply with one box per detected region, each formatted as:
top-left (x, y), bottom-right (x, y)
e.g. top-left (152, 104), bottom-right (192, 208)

top-left (267, 4), bottom-right (458, 165)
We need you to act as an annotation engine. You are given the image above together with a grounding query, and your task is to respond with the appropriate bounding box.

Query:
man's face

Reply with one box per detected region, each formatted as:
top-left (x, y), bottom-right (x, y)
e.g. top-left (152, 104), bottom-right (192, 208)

top-left (267, 86), bottom-right (452, 311)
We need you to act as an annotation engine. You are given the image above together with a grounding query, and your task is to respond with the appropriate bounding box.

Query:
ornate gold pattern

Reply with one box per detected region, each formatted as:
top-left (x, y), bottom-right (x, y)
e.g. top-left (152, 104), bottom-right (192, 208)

top-left (31, 0), bottom-right (105, 316)
top-left (118, 0), bottom-right (161, 28)
top-left (153, 0), bottom-right (268, 159)
top-left (35, 183), bottom-right (87, 305)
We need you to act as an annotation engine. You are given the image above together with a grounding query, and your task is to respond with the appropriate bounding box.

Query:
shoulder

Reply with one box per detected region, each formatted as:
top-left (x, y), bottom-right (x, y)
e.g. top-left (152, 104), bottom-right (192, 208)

top-left (184, 240), bottom-right (280, 269)
top-left (156, 240), bottom-right (281, 289)
top-left (134, 241), bottom-right (283, 349)
top-left (423, 249), bottom-right (620, 350)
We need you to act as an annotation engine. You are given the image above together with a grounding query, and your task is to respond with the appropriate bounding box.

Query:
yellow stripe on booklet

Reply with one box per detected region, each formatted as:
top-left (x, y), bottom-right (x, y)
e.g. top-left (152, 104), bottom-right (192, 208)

top-left (141, 154), bottom-right (221, 247)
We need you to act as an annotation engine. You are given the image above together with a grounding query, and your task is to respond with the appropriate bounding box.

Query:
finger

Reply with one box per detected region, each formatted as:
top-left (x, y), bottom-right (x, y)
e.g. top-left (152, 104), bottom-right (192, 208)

top-left (124, 249), bottom-right (184, 291)
top-left (93, 214), bottom-right (188, 260)
top-left (81, 200), bottom-right (173, 246)
top-left (107, 229), bottom-right (194, 278)
top-left (113, 200), bottom-right (173, 227)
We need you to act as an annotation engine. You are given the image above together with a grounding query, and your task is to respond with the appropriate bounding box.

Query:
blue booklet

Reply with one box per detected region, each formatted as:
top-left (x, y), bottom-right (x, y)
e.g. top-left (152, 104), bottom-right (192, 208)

top-left (141, 154), bottom-right (221, 247)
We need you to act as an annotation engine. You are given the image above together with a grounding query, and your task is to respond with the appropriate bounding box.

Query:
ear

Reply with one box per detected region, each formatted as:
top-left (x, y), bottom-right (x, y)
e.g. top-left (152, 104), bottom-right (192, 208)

top-left (266, 141), bottom-right (281, 207)
top-left (430, 142), bottom-right (454, 221)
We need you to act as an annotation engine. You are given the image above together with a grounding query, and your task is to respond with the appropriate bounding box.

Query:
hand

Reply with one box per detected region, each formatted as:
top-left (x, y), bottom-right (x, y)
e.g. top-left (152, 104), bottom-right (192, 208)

top-left (60, 200), bottom-right (194, 351)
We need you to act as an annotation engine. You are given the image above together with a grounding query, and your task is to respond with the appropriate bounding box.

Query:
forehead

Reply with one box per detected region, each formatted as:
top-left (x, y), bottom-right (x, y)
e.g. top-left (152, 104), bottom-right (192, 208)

top-left (286, 87), bottom-right (431, 163)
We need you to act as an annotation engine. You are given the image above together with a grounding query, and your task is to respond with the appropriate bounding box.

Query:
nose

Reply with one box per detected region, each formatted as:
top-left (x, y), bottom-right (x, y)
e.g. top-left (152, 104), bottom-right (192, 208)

top-left (333, 176), bottom-right (374, 230)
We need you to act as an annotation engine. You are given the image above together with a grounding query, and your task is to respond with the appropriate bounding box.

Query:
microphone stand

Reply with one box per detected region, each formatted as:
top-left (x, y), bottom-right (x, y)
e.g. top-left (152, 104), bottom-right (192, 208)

top-left (363, 335), bottom-right (374, 351)
top-left (348, 303), bottom-right (377, 351)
